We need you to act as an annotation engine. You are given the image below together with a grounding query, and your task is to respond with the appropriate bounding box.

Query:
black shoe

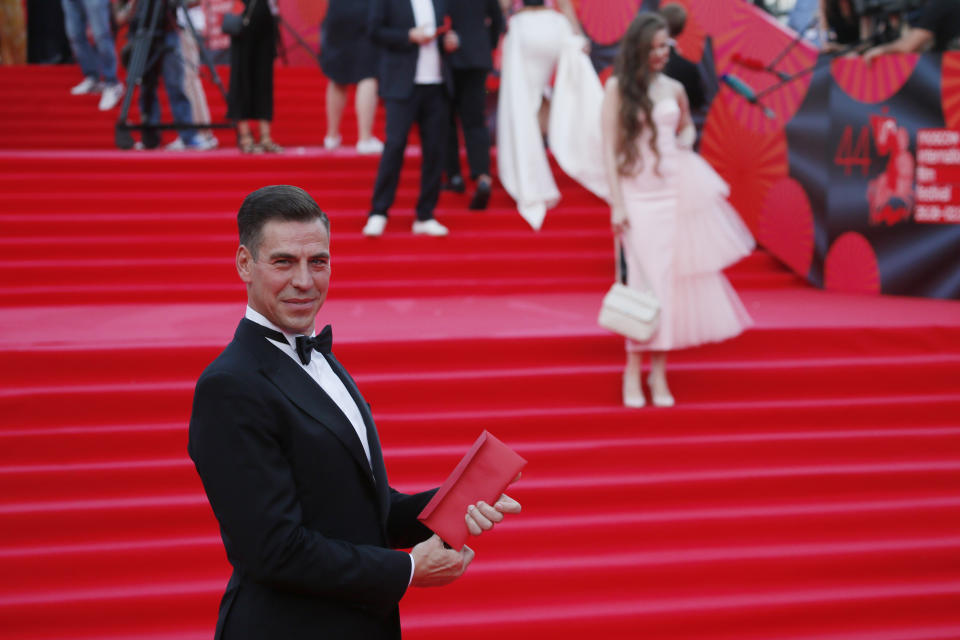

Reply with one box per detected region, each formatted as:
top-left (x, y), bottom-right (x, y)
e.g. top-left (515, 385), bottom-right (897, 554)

top-left (469, 179), bottom-right (491, 210)
top-left (442, 175), bottom-right (466, 193)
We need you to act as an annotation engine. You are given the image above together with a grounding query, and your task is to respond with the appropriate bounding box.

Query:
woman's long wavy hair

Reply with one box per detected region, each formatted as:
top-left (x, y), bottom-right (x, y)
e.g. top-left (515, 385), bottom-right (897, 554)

top-left (614, 12), bottom-right (667, 176)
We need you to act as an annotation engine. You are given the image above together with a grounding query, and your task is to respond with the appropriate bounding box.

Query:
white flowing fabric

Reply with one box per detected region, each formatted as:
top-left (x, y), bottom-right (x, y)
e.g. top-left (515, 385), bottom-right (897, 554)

top-left (548, 37), bottom-right (610, 203)
top-left (496, 10), bottom-right (574, 230)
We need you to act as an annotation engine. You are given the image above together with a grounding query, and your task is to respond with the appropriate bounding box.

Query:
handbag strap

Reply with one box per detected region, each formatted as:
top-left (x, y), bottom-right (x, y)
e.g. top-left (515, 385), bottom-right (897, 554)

top-left (615, 232), bottom-right (654, 292)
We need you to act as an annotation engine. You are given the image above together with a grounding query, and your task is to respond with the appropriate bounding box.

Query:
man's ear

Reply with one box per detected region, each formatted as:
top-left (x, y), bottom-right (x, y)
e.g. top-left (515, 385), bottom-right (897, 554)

top-left (237, 245), bottom-right (254, 283)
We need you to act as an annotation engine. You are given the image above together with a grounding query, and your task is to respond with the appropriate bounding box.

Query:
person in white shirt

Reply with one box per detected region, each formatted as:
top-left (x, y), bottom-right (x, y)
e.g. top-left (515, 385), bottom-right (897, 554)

top-left (363, 0), bottom-right (461, 237)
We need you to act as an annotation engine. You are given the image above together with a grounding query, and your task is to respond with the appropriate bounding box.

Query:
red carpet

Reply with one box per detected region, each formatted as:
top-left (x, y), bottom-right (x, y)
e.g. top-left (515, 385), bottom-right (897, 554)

top-left (1, 65), bottom-right (960, 640)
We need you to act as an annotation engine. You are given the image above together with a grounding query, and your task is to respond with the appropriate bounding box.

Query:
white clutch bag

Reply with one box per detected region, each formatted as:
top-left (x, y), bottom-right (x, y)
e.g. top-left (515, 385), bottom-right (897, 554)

top-left (598, 282), bottom-right (660, 342)
top-left (597, 235), bottom-right (660, 342)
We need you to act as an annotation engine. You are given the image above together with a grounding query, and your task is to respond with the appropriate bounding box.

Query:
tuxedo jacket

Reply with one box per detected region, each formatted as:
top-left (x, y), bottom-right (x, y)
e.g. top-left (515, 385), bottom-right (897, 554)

top-left (664, 47), bottom-right (706, 112)
top-left (368, 0), bottom-right (455, 99)
top-left (188, 319), bottom-right (436, 640)
top-left (447, 0), bottom-right (504, 70)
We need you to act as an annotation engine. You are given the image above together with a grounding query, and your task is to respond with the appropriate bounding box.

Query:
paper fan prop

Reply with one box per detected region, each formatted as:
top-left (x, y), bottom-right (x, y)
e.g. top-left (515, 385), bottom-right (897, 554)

top-left (831, 54), bottom-right (919, 104)
top-left (758, 177), bottom-right (815, 278)
top-left (824, 232), bottom-right (881, 294)
top-left (578, 0), bottom-right (642, 46)
top-left (688, 0), bottom-right (734, 35)
top-left (942, 52), bottom-right (960, 130)
top-left (710, 0), bottom-right (818, 134)
top-left (700, 97), bottom-right (789, 234)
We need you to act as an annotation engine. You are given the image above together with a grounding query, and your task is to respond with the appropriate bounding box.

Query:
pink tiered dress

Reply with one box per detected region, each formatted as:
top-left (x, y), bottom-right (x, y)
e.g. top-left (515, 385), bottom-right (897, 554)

top-left (621, 97), bottom-right (755, 352)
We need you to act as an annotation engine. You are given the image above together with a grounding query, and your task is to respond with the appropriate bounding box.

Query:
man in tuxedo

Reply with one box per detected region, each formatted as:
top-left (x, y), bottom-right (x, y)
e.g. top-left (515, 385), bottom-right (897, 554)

top-left (363, 0), bottom-right (460, 237)
top-left (189, 185), bottom-right (519, 639)
top-left (442, 0), bottom-right (505, 210)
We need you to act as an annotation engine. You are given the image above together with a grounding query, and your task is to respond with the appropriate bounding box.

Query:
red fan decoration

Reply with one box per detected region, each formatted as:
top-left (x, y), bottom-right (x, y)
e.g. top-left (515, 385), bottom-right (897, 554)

top-left (758, 176), bottom-right (815, 278)
top-left (942, 52), bottom-right (960, 131)
top-left (700, 96), bottom-right (789, 234)
top-left (576, 0), bottom-right (641, 46)
top-left (824, 232), bottom-right (881, 294)
top-left (831, 54), bottom-right (919, 104)
top-left (711, 0), bottom-right (818, 134)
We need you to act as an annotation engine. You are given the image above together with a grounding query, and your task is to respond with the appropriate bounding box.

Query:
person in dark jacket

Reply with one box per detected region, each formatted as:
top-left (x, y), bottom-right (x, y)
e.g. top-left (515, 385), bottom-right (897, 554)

top-left (441, 0), bottom-right (505, 210)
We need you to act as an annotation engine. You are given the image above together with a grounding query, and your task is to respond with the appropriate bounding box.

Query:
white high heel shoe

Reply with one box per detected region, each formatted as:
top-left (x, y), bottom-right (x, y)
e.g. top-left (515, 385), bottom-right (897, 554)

top-left (623, 372), bottom-right (646, 408)
top-left (647, 374), bottom-right (675, 407)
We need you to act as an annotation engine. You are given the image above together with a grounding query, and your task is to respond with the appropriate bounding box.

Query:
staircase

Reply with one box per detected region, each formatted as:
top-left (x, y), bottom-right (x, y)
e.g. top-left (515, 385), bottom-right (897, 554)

top-left (2, 65), bottom-right (960, 640)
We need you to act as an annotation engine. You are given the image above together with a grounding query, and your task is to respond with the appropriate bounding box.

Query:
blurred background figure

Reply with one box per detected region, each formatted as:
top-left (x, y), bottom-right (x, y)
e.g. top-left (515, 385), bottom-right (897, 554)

top-left (0, 0), bottom-right (28, 64)
top-left (496, 0), bottom-right (579, 229)
top-left (62, 0), bottom-right (124, 110)
top-left (171, 0), bottom-right (217, 150)
top-left (118, 0), bottom-right (205, 150)
top-left (862, 0), bottom-right (960, 62)
top-left (442, 0), bottom-right (504, 210)
top-left (658, 3), bottom-right (706, 120)
top-left (320, 0), bottom-right (384, 154)
top-left (363, 0), bottom-right (461, 238)
top-left (227, 0), bottom-right (282, 153)
top-left (601, 13), bottom-right (754, 408)
top-left (820, 0), bottom-right (862, 51)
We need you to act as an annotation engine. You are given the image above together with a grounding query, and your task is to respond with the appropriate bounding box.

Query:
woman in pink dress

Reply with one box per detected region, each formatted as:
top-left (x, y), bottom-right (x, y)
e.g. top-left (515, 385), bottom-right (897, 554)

top-left (600, 13), bottom-right (755, 408)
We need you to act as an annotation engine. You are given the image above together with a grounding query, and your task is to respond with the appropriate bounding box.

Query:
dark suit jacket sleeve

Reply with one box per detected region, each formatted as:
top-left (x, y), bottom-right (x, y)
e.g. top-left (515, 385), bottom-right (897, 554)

top-left (369, 0), bottom-right (417, 51)
top-left (488, 0), bottom-right (505, 50)
top-left (189, 369), bottom-right (413, 607)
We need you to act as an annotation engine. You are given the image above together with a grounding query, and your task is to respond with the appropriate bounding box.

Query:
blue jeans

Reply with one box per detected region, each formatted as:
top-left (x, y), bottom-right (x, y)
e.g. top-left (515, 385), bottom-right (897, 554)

top-left (140, 31), bottom-right (198, 145)
top-left (61, 0), bottom-right (118, 83)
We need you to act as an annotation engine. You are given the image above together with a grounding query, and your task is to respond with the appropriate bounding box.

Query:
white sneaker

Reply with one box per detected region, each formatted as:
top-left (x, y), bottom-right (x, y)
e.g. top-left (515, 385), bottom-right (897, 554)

top-left (165, 137), bottom-right (186, 151)
top-left (323, 135), bottom-right (341, 150)
top-left (98, 82), bottom-right (124, 111)
top-left (70, 77), bottom-right (101, 95)
top-left (411, 218), bottom-right (449, 236)
top-left (202, 134), bottom-right (219, 149)
top-left (362, 214), bottom-right (388, 236)
top-left (186, 135), bottom-right (219, 151)
top-left (355, 136), bottom-right (384, 154)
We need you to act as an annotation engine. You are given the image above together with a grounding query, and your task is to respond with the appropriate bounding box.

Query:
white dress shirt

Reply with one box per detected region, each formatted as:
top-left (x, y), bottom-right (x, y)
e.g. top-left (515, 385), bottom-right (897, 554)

top-left (411, 0), bottom-right (443, 85)
top-left (245, 306), bottom-right (370, 465)
top-left (244, 307), bottom-right (416, 584)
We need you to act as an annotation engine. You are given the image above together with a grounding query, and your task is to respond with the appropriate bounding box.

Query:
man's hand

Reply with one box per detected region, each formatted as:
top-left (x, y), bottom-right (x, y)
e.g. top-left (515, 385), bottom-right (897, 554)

top-left (409, 26), bottom-right (435, 45)
top-left (443, 30), bottom-right (460, 53)
top-left (410, 535), bottom-right (474, 587)
top-left (465, 472), bottom-right (522, 536)
top-left (465, 494), bottom-right (522, 536)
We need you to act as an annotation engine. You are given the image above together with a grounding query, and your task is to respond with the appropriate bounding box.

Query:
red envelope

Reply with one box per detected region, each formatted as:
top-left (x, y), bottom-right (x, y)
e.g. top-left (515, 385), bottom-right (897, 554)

top-left (418, 431), bottom-right (526, 549)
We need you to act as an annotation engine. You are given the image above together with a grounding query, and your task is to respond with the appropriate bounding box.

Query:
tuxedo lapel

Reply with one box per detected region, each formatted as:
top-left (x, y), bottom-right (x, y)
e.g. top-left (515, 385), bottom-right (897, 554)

top-left (324, 353), bottom-right (391, 521)
top-left (236, 320), bottom-right (374, 486)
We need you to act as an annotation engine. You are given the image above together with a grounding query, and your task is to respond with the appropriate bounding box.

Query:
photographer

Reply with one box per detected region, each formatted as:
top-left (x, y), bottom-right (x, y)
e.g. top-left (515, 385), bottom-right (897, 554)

top-left (863, 0), bottom-right (960, 62)
top-left (118, 0), bottom-right (205, 149)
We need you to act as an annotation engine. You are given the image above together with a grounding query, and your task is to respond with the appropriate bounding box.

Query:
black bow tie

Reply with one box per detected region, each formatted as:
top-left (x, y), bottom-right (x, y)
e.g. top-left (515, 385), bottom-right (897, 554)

top-left (256, 322), bottom-right (333, 365)
top-left (294, 326), bottom-right (332, 365)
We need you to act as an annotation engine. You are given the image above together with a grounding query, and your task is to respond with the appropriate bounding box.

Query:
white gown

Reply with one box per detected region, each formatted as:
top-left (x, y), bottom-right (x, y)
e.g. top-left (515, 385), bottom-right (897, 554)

top-left (496, 9), bottom-right (575, 230)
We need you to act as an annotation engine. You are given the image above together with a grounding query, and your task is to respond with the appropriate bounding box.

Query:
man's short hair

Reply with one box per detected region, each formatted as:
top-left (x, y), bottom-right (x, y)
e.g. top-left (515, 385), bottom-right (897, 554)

top-left (659, 3), bottom-right (687, 38)
top-left (237, 185), bottom-right (330, 258)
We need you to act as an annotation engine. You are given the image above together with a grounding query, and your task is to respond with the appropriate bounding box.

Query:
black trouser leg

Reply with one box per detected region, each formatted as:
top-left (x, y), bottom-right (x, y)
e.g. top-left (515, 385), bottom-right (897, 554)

top-left (415, 85), bottom-right (449, 221)
top-left (455, 68), bottom-right (491, 180)
top-left (369, 93), bottom-right (419, 217)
